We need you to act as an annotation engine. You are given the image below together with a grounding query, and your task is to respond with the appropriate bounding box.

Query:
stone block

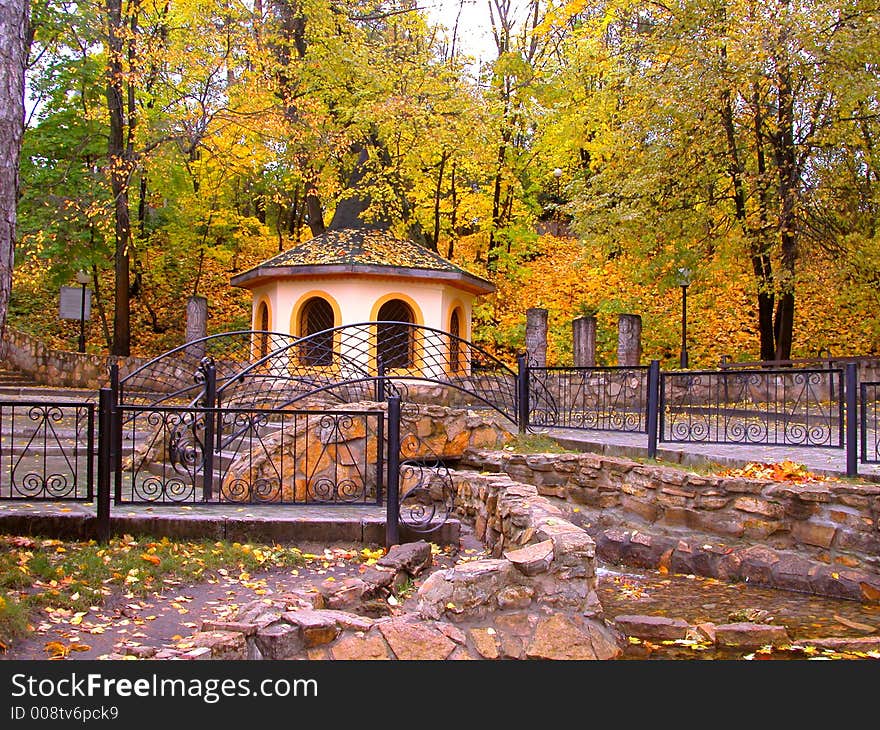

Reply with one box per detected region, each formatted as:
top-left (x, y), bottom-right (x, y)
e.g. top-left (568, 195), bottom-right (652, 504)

top-left (612, 615), bottom-right (690, 641)
top-left (190, 630), bottom-right (247, 660)
top-left (769, 555), bottom-right (816, 594)
top-left (619, 495), bottom-right (658, 523)
top-left (742, 518), bottom-right (786, 540)
top-left (496, 585), bottom-right (535, 609)
top-left (503, 539), bottom-right (554, 575)
top-left (733, 496), bottom-right (785, 519)
top-left (737, 545), bottom-right (782, 584)
top-left (329, 632), bottom-right (391, 660)
top-left (378, 619), bottom-right (456, 660)
top-left (714, 622), bottom-right (789, 648)
top-left (526, 615), bottom-right (622, 660)
top-left (255, 622), bottom-right (303, 660)
top-left (281, 610), bottom-right (342, 647)
top-left (791, 520), bottom-right (837, 549)
top-left (469, 627), bottom-right (500, 659)
top-left (377, 540), bottom-right (433, 576)
top-left (720, 478), bottom-right (766, 495)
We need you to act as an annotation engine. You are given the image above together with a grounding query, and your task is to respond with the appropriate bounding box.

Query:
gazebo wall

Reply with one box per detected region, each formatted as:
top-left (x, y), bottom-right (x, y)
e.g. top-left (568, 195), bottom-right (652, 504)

top-left (248, 276), bottom-right (476, 378)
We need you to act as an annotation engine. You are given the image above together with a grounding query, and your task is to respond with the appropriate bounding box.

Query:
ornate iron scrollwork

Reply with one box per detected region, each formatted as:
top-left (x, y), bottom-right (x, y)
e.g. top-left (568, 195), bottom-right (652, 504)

top-left (395, 402), bottom-right (455, 533)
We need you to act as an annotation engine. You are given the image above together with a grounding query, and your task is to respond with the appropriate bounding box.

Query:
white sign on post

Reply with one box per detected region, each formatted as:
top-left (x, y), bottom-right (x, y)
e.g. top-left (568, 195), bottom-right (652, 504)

top-left (59, 286), bottom-right (92, 320)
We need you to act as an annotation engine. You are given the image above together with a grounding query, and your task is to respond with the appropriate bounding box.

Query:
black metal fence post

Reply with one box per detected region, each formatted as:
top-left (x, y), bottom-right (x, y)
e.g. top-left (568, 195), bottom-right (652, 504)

top-left (96, 387), bottom-right (113, 543)
top-left (201, 358), bottom-right (217, 501)
top-left (108, 361), bottom-right (122, 502)
top-left (375, 356), bottom-right (386, 402)
top-left (861, 382), bottom-right (868, 464)
top-left (646, 359), bottom-right (660, 459)
top-left (385, 395), bottom-right (401, 548)
top-left (846, 362), bottom-right (858, 477)
top-left (86, 403), bottom-right (95, 500)
top-left (517, 353), bottom-right (529, 434)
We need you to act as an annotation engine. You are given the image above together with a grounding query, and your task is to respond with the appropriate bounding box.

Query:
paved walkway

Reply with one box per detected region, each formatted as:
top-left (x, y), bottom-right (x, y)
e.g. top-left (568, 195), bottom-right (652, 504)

top-left (2, 380), bottom-right (879, 546)
top-left (542, 426), bottom-right (880, 482)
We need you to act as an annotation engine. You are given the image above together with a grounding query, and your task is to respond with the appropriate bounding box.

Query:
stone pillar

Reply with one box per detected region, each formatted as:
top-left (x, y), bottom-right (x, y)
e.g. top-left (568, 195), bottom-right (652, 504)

top-left (572, 316), bottom-right (597, 368)
top-left (186, 295), bottom-right (208, 359)
top-left (525, 307), bottom-right (548, 367)
top-left (617, 313), bottom-right (642, 366)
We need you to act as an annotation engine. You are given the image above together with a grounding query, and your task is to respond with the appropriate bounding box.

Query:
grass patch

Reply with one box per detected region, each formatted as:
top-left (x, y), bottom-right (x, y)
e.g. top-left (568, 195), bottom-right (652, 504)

top-left (503, 432), bottom-right (576, 454)
top-left (0, 533), bottom-right (308, 650)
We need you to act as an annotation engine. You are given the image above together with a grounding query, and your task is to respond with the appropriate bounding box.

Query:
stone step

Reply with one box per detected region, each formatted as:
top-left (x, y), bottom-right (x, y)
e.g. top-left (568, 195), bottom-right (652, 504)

top-left (0, 365), bottom-right (39, 387)
top-left (0, 385), bottom-right (98, 402)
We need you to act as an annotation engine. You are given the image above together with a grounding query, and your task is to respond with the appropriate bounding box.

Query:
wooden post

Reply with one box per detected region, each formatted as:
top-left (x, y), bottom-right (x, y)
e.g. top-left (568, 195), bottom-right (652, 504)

top-left (186, 295), bottom-right (208, 359)
top-left (617, 313), bottom-right (642, 367)
top-left (573, 315), bottom-right (596, 367)
top-left (525, 307), bottom-right (548, 367)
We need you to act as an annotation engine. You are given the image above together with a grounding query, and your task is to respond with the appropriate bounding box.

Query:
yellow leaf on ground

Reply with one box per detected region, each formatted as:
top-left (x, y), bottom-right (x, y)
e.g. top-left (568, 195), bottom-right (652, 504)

top-left (44, 641), bottom-right (69, 658)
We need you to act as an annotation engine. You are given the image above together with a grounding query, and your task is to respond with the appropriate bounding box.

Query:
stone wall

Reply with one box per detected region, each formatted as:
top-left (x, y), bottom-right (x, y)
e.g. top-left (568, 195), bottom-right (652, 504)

top-left (460, 448), bottom-right (880, 602)
top-left (2, 326), bottom-right (147, 390)
top-left (131, 402), bottom-right (515, 504)
top-left (419, 471), bottom-right (602, 620)
top-left (152, 505), bottom-right (624, 661)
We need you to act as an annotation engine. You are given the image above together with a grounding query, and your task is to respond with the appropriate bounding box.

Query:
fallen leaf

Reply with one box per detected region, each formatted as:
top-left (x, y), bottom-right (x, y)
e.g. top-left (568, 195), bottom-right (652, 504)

top-left (833, 615), bottom-right (876, 633)
top-left (44, 641), bottom-right (69, 658)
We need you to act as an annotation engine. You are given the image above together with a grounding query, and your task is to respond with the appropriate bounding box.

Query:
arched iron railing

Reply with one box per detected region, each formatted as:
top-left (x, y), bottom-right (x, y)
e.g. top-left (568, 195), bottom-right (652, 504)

top-left (206, 322), bottom-right (521, 425)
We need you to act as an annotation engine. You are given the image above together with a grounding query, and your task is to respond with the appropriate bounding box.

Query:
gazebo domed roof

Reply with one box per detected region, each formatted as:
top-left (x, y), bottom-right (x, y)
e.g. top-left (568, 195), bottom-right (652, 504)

top-left (230, 227), bottom-right (495, 296)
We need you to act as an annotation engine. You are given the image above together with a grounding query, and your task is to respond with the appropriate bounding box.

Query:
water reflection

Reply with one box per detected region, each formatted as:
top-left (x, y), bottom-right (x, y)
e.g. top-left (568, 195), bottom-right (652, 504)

top-left (596, 563), bottom-right (880, 660)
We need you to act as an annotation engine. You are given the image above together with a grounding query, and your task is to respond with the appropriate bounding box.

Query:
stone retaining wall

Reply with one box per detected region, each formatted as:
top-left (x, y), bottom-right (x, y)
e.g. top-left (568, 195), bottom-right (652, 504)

top-left (2, 327), bottom-right (147, 390)
top-left (153, 526), bottom-right (623, 661)
top-left (460, 448), bottom-right (880, 602)
top-left (419, 470), bottom-right (603, 622)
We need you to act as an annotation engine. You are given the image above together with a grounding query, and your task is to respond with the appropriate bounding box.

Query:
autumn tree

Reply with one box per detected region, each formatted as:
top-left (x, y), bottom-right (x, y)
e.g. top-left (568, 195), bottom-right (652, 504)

top-left (0, 0), bottom-right (30, 355)
top-left (548, 0), bottom-right (880, 361)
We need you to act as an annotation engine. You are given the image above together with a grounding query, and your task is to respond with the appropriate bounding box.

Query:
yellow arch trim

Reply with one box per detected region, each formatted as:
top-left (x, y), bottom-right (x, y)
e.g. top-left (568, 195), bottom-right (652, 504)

top-left (289, 290), bottom-right (342, 372)
top-left (290, 290), bottom-right (342, 336)
top-left (252, 296), bottom-right (273, 361)
top-left (447, 300), bottom-right (468, 375)
top-left (369, 292), bottom-right (424, 326)
top-left (370, 293), bottom-right (425, 375)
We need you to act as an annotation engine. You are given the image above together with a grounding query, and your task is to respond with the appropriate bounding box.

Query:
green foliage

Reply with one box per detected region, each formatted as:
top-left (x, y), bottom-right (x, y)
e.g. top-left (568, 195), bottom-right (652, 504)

top-left (503, 432), bottom-right (575, 454)
top-left (0, 533), bottom-right (306, 647)
top-left (8, 0), bottom-right (879, 363)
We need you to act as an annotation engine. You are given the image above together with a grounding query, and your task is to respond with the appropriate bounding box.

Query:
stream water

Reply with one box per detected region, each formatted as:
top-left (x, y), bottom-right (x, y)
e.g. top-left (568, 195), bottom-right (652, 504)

top-left (595, 562), bottom-right (880, 659)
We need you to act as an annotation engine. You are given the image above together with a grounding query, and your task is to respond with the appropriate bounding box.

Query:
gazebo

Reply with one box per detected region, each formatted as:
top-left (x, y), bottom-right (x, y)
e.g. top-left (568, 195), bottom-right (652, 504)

top-left (229, 208), bottom-right (494, 378)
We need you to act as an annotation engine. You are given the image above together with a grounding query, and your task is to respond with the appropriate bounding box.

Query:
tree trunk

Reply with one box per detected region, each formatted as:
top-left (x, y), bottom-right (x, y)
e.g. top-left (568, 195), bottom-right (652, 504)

top-left (719, 40), bottom-right (777, 363)
top-left (0, 0), bottom-right (30, 359)
top-left (305, 181), bottom-right (325, 236)
top-left (487, 138), bottom-right (506, 268)
top-left (446, 160), bottom-right (458, 260)
top-left (430, 150), bottom-right (448, 253)
top-left (106, 0), bottom-right (132, 356)
top-left (773, 28), bottom-right (797, 362)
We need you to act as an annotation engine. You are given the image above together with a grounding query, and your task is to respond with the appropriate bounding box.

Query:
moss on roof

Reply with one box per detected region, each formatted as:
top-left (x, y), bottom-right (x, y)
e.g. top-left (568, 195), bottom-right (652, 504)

top-left (254, 228), bottom-right (474, 274)
top-left (231, 227), bottom-right (494, 295)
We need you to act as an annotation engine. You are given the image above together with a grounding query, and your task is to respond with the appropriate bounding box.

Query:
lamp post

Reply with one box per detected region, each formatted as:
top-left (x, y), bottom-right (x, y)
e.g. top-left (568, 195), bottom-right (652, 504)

top-left (75, 270), bottom-right (89, 354)
top-left (552, 168), bottom-right (562, 235)
top-left (677, 267), bottom-right (692, 369)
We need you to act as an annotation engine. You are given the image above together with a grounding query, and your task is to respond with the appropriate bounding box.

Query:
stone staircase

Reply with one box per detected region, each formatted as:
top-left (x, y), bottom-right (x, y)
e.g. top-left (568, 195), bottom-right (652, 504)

top-left (0, 361), bottom-right (38, 388)
top-left (0, 360), bottom-right (97, 401)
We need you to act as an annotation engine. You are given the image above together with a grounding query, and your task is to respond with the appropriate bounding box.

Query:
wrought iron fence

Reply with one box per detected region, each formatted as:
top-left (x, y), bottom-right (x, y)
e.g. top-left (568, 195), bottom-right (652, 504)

top-left (0, 400), bottom-right (95, 500)
top-left (114, 404), bottom-right (384, 505)
top-left (527, 366), bottom-right (649, 432)
top-left (860, 382), bottom-right (880, 463)
top-left (660, 367), bottom-right (844, 447)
